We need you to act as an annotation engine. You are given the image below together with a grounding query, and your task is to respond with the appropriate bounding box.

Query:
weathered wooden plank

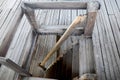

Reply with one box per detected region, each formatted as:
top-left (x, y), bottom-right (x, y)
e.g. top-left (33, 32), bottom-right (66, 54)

top-left (113, 13), bottom-right (120, 58)
top-left (79, 35), bottom-right (95, 76)
top-left (23, 1), bottom-right (87, 9)
top-left (92, 22), bottom-right (106, 80)
top-left (108, 15), bottom-right (120, 79)
top-left (0, 0), bottom-right (23, 37)
top-left (71, 9), bottom-right (79, 78)
top-left (38, 29), bottom-right (83, 36)
top-left (0, 57), bottom-right (31, 76)
top-left (0, 0), bottom-right (37, 79)
top-left (71, 37), bottom-right (79, 78)
top-left (109, 0), bottom-right (119, 14)
top-left (2, 17), bottom-right (32, 80)
top-left (40, 25), bottom-right (84, 30)
top-left (23, 77), bottom-right (57, 80)
top-left (0, 8), bottom-right (23, 57)
top-left (103, 0), bottom-right (114, 14)
top-left (97, 12), bottom-right (116, 80)
top-left (0, 0), bottom-right (20, 29)
top-left (115, 0), bottom-right (120, 11)
top-left (79, 35), bottom-right (87, 76)
top-left (96, 13), bottom-right (112, 80)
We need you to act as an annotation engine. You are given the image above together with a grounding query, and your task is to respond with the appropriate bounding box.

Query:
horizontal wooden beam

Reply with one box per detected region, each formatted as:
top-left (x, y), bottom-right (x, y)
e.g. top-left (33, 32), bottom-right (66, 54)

top-left (0, 57), bottom-right (32, 76)
top-left (23, 1), bottom-right (87, 9)
top-left (37, 25), bottom-right (84, 35)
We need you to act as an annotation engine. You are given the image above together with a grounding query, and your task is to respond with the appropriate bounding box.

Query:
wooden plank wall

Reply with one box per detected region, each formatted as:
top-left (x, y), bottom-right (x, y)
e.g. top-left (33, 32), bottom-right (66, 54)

top-left (0, 0), bottom-right (120, 80)
top-left (0, 0), bottom-right (33, 80)
top-left (92, 0), bottom-right (120, 80)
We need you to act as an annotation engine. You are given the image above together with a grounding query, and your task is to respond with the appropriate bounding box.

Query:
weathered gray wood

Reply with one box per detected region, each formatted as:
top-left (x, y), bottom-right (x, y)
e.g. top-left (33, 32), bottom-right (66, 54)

top-left (110, 14), bottom-right (120, 80)
top-left (84, 1), bottom-right (100, 36)
top-left (40, 25), bottom-right (84, 30)
top-left (79, 35), bottom-right (95, 76)
top-left (71, 36), bottom-right (79, 78)
top-left (99, 11), bottom-right (120, 80)
top-left (0, 8), bottom-right (23, 57)
top-left (23, 1), bottom-right (87, 9)
top-left (38, 24), bottom-right (84, 35)
top-left (25, 31), bottom-right (38, 71)
top-left (23, 77), bottom-right (57, 80)
top-left (71, 9), bottom-right (79, 79)
top-left (21, 3), bottom-right (39, 32)
top-left (29, 9), bottom-right (57, 77)
top-left (0, 57), bottom-right (31, 76)
top-left (92, 22), bottom-right (106, 80)
top-left (40, 16), bottom-right (86, 66)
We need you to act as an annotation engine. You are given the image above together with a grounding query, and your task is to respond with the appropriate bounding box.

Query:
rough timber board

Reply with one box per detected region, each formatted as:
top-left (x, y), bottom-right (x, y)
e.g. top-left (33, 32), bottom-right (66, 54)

top-left (79, 35), bottom-right (95, 76)
top-left (92, 2), bottom-right (120, 80)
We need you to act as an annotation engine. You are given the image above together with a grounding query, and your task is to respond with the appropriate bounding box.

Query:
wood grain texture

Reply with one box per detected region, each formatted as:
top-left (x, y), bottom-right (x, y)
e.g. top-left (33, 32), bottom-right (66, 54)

top-left (0, 0), bottom-right (120, 80)
top-left (23, 1), bottom-right (87, 9)
top-left (37, 25), bottom-right (84, 35)
top-left (23, 77), bottom-right (57, 80)
top-left (0, 57), bottom-right (31, 76)
top-left (0, 7), bottom-right (23, 57)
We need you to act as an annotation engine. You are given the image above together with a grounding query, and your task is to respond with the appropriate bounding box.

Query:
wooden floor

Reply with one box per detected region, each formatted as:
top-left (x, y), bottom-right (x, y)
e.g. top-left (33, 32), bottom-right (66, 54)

top-left (0, 0), bottom-right (120, 80)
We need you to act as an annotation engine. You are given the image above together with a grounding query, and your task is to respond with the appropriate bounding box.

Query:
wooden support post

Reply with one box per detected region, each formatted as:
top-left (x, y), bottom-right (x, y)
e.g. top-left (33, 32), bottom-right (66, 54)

top-left (84, 1), bottom-right (100, 37)
top-left (0, 57), bottom-right (32, 76)
top-left (21, 3), bottom-right (39, 32)
top-left (0, 8), bottom-right (23, 57)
